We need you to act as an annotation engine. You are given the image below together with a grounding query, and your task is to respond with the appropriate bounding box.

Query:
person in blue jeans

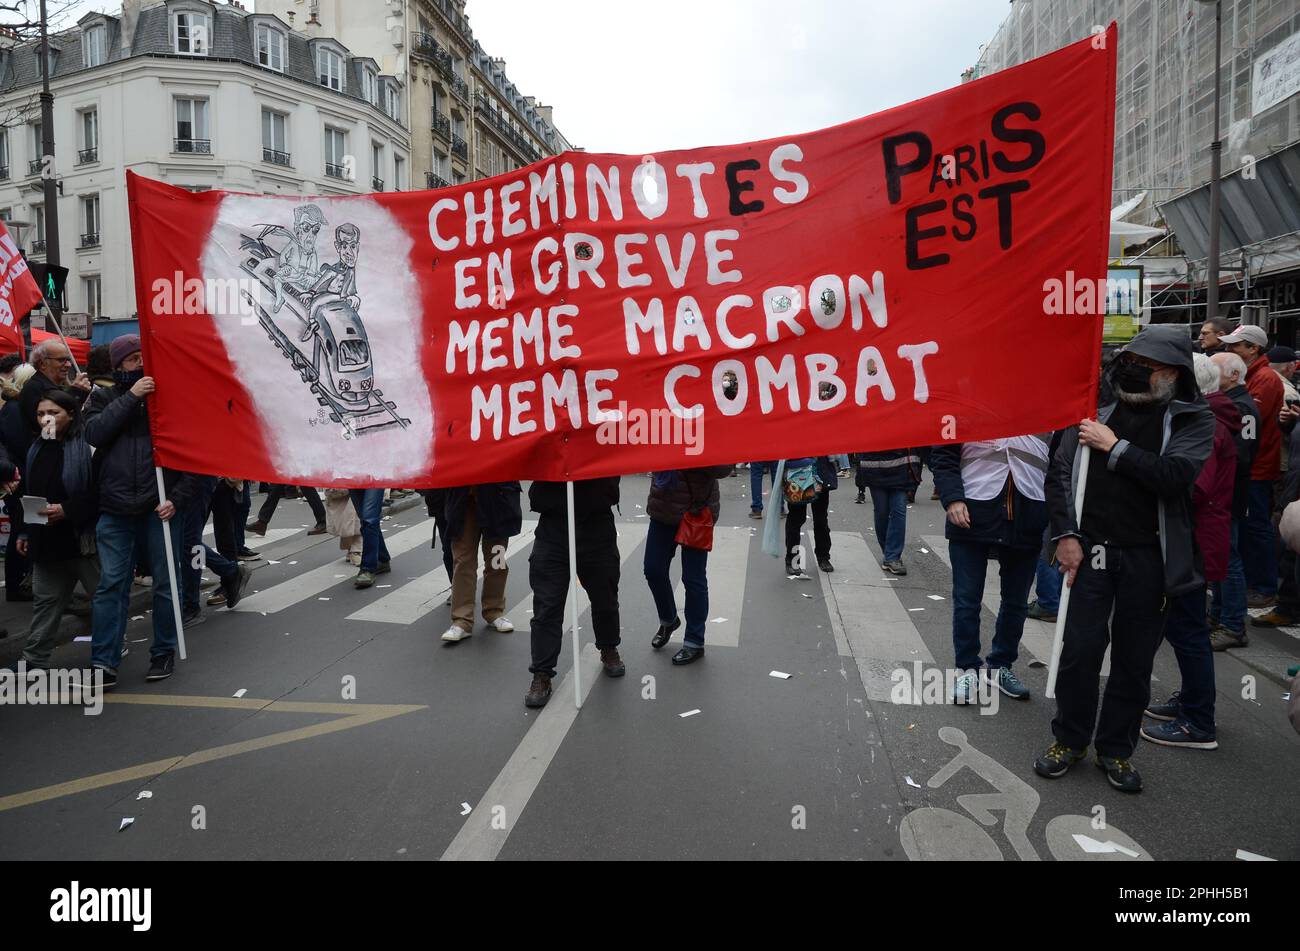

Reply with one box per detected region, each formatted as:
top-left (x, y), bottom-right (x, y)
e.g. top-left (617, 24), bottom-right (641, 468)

top-left (179, 475), bottom-right (251, 625)
top-left (748, 460), bottom-right (782, 519)
top-left (349, 488), bottom-right (391, 588)
top-left (855, 449), bottom-right (922, 575)
top-left (84, 335), bottom-right (198, 687)
top-left (645, 465), bottom-right (731, 665)
top-left (931, 435), bottom-right (1050, 703)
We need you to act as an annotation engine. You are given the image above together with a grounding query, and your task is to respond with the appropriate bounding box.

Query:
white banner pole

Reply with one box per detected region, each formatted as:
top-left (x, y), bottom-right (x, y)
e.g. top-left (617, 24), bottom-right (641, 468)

top-left (1046, 443), bottom-right (1091, 699)
top-left (566, 481), bottom-right (582, 709)
top-left (154, 466), bottom-right (188, 661)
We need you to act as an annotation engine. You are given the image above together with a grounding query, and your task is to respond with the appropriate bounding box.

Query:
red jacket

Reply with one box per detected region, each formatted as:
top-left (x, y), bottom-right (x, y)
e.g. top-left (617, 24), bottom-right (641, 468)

top-left (1246, 353), bottom-right (1283, 480)
top-left (1195, 390), bottom-right (1240, 582)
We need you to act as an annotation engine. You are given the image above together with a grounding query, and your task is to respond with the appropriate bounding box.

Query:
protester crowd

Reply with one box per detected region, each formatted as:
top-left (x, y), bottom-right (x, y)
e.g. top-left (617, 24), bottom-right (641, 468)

top-left (3, 317), bottom-right (1299, 791)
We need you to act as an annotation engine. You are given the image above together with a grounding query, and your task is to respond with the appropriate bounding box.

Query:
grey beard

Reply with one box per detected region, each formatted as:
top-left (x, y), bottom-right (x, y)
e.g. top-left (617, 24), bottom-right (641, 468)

top-left (1117, 375), bottom-right (1176, 406)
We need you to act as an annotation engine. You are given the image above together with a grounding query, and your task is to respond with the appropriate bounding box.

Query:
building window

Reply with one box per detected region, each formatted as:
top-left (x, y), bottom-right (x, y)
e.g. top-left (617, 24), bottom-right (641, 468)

top-left (318, 48), bottom-right (343, 91)
top-left (34, 205), bottom-right (45, 242)
top-left (78, 109), bottom-right (98, 164)
top-left (324, 127), bottom-right (348, 179)
top-left (362, 68), bottom-right (378, 106)
top-left (0, 129), bottom-right (8, 180)
top-left (28, 123), bottom-right (43, 176)
top-left (385, 84), bottom-right (401, 120)
top-left (393, 155), bottom-right (405, 191)
top-left (257, 25), bottom-right (285, 72)
top-left (82, 24), bottom-right (107, 67)
top-left (83, 275), bottom-right (101, 318)
top-left (175, 97), bottom-right (210, 152)
top-left (174, 12), bottom-right (210, 55)
top-left (81, 194), bottom-right (100, 247)
top-left (261, 109), bottom-right (289, 166)
top-left (370, 142), bottom-right (384, 191)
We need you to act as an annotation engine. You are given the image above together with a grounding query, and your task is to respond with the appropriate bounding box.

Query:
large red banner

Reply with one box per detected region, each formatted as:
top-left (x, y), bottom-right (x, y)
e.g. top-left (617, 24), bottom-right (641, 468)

top-left (0, 219), bottom-right (45, 356)
top-left (127, 27), bottom-right (1115, 488)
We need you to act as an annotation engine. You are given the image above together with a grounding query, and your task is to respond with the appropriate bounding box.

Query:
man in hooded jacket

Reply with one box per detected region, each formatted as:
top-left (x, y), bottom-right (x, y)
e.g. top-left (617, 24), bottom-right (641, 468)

top-left (1035, 326), bottom-right (1214, 793)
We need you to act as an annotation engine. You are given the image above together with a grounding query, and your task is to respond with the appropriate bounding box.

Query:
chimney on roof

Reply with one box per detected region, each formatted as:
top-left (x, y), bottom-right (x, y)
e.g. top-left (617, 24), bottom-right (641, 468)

top-left (121, 0), bottom-right (143, 51)
top-left (308, 0), bottom-right (321, 26)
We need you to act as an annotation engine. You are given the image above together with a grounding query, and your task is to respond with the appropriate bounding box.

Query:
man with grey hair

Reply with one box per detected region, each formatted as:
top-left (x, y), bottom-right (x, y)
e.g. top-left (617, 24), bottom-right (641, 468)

top-left (1207, 350), bottom-right (1259, 649)
top-left (1036, 326), bottom-right (1214, 792)
top-left (20, 338), bottom-right (90, 433)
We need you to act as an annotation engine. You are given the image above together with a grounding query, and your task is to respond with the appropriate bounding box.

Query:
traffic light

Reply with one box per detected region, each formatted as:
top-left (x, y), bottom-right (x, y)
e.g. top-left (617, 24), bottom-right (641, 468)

top-left (21, 257), bottom-right (67, 311)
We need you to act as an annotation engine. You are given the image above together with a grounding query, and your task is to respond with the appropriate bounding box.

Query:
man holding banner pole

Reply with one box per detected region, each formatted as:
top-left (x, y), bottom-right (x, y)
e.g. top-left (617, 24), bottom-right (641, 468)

top-left (1036, 326), bottom-right (1213, 794)
top-left (84, 335), bottom-right (196, 688)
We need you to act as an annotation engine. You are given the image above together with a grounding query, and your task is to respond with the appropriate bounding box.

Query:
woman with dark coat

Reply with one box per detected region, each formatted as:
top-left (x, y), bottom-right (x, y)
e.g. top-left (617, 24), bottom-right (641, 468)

top-left (782, 455), bottom-right (838, 574)
top-left (645, 464), bottom-right (732, 665)
top-left (1142, 354), bottom-right (1238, 749)
top-left (855, 448), bottom-right (923, 575)
top-left (17, 388), bottom-right (100, 668)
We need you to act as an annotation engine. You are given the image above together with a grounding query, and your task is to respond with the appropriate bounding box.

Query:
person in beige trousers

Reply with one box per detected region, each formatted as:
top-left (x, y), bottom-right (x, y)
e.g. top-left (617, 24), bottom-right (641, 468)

top-left (441, 482), bottom-right (523, 642)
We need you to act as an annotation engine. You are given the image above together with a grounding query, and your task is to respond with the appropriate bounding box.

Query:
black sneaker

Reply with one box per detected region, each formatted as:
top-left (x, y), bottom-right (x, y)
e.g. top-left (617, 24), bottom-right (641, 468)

top-left (1026, 600), bottom-right (1057, 622)
top-left (96, 667), bottom-right (118, 691)
top-left (1144, 690), bottom-right (1181, 722)
top-left (855, 492), bottom-right (866, 504)
top-left (181, 608), bottom-right (206, 628)
top-left (145, 653), bottom-right (175, 683)
top-left (1033, 741), bottom-right (1087, 778)
top-left (222, 563), bottom-right (252, 610)
top-left (237, 547), bottom-right (260, 562)
top-left (1096, 755), bottom-right (1143, 793)
top-left (817, 558), bottom-right (834, 572)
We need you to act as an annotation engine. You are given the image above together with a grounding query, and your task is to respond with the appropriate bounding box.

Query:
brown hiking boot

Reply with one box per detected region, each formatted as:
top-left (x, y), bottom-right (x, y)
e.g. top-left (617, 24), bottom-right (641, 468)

top-left (1250, 610), bottom-right (1296, 628)
top-left (246, 519), bottom-right (268, 536)
top-left (600, 647), bottom-right (626, 678)
top-left (525, 673), bottom-right (553, 708)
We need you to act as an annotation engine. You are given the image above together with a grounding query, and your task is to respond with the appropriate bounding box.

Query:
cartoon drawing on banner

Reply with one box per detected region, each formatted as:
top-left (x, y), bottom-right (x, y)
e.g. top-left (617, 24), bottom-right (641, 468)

top-left (237, 204), bottom-right (410, 438)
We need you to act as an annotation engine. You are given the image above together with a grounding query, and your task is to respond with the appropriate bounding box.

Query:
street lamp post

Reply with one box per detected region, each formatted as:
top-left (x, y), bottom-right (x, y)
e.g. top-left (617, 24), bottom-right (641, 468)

top-left (36, 0), bottom-right (63, 349)
top-left (1198, 0), bottom-right (1223, 322)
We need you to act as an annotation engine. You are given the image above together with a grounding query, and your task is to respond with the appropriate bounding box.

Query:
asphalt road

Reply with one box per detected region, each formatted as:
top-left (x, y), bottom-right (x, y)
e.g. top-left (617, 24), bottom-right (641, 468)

top-left (2, 475), bottom-right (1297, 861)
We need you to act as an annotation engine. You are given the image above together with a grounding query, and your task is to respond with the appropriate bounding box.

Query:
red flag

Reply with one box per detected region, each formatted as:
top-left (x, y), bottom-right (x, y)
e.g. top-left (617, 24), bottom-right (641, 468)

top-left (0, 219), bottom-right (45, 357)
top-left (127, 26), bottom-right (1116, 488)
top-left (31, 327), bottom-right (90, 364)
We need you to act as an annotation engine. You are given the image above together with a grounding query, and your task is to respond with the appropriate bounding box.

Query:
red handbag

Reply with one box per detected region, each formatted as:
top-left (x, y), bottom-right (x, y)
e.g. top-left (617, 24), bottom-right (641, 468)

top-left (675, 506), bottom-right (715, 551)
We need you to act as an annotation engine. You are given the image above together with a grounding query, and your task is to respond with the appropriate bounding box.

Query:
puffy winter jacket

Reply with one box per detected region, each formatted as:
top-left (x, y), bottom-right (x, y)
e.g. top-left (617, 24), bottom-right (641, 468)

top-left (647, 466), bottom-right (732, 526)
top-left (855, 449), bottom-right (922, 490)
top-left (82, 383), bottom-right (198, 516)
top-left (1194, 390), bottom-right (1240, 583)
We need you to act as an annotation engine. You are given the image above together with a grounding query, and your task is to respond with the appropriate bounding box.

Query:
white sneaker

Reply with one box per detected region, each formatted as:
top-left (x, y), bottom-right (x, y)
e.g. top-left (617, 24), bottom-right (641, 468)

top-left (488, 616), bottom-right (514, 633)
top-left (441, 625), bottom-right (471, 642)
top-left (952, 670), bottom-right (979, 704)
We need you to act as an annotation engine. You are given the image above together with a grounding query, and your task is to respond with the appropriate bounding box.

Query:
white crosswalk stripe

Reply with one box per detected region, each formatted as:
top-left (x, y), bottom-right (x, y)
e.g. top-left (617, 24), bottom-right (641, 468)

top-left (348, 521), bottom-right (538, 626)
top-left (822, 530), bottom-right (934, 700)
top-left (233, 522), bottom-right (435, 614)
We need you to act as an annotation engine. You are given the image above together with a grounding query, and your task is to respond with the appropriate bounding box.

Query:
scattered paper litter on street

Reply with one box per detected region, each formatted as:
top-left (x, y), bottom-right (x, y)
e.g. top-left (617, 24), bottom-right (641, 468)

top-left (233, 689), bottom-right (247, 698)
top-left (769, 671), bottom-right (792, 680)
top-left (905, 776), bottom-right (921, 788)
top-left (928, 595), bottom-right (945, 601)
top-left (679, 709), bottom-right (701, 718)
top-left (119, 818), bottom-right (134, 832)
top-left (136, 791), bottom-right (153, 800)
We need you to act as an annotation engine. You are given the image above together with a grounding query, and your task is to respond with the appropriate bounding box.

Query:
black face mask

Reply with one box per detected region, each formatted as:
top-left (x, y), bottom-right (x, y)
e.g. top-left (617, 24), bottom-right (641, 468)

top-left (1114, 361), bottom-right (1154, 394)
top-left (113, 368), bottom-right (144, 387)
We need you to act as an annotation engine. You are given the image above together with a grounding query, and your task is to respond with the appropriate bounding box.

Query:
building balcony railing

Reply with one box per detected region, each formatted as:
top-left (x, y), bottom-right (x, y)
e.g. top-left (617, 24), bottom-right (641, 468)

top-left (30, 238), bottom-right (45, 253)
top-left (77, 147), bottom-right (97, 165)
top-left (411, 31), bottom-right (469, 101)
top-left (432, 111), bottom-right (451, 142)
top-left (430, 0), bottom-right (472, 42)
top-left (451, 134), bottom-right (467, 161)
top-left (449, 73), bottom-right (469, 104)
top-left (324, 162), bottom-right (349, 180)
top-left (262, 147), bottom-right (291, 167)
top-left (426, 172), bottom-right (450, 190)
top-left (80, 232), bottom-right (100, 248)
top-left (474, 93), bottom-right (542, 164)
top-left (27, 158), bottom-right (42, 176)
top-left (371, 177), bottom-right (384, 192)
top-left (174, 138), bottom-right (211, 154)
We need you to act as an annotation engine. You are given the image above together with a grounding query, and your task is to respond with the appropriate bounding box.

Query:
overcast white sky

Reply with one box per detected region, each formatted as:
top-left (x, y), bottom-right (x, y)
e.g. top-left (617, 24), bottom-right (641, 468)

top-left (32, 0), bottom-right (1016, 154)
